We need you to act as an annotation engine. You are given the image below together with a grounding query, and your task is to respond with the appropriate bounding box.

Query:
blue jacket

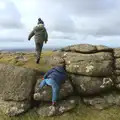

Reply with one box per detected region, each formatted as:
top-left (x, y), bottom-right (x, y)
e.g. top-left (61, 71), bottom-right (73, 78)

top-left (44, 66), bottom-right (67, 86)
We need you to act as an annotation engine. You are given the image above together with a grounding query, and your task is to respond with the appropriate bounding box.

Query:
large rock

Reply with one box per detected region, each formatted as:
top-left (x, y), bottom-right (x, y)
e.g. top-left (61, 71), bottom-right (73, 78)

top-left (0, 100), bottom-right (30, 116)
top-left (44, 51), bottom-right (65, 67)
top-left (114, 48), bottom-right (120, 58)
top-left (83, 92), bottom-right (120, 110)
top-left (114, 76), bottom-right (120, 90)
top-left (0, 64), bottom-right (36, 101)
top-left (0, 64), bottom-right (37, 116)
top-left (115, 70), bottom-right (120, 76)
top-left (115, 58), bottom-right (120, 69)
top-left (95, 45), bottom-right (113, 52)
top-left (64, 52), bottom-right (113, 76)
top-left (34, 79), bottom-right (74, 102)
top-left (70, 74), bottom-right (113, 95)
top-left (36, 97), bottom-right (79, 117)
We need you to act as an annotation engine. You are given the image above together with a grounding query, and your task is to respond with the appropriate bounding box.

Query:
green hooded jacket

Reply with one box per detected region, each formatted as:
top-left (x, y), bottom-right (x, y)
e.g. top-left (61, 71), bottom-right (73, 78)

top-left (28, 24), bottom-right (48, 44)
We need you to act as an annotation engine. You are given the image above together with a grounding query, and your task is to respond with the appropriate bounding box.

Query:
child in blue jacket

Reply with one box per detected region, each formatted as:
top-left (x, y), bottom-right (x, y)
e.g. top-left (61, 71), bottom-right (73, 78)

top-left (39, 62), bottom-right (67, 106)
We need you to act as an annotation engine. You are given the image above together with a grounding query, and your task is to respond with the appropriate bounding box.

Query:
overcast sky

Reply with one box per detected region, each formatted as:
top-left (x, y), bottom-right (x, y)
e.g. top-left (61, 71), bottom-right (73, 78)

top-left (0, 0), bottom-right (120, 49)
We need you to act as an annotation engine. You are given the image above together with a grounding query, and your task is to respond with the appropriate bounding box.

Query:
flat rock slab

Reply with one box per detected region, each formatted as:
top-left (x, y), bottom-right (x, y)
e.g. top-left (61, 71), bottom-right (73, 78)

top-left (36, 97), bottom-right (79, 117)
top-left (61, 44), bottom-right (113, 53)
top-left (64, 52), bottom-right (113, 76)
top-left (70, 74), bottom-right (113, 95)
top-left (66, 60), bottom-right (113, 77)
top-left (34, 79), bottom-right (74, 101)
top-left (83, 92), bottom-right (120, 110)
top-left (0, 64), bottom-right (37, 101)
top-left (64, 52), bottom-right (113, 61)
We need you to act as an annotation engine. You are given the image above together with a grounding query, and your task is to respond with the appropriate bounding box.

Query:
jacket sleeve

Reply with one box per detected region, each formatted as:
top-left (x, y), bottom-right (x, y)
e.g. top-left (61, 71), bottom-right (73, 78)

top-left (39, 79), bottom-right (46, 88)
top-left (28, 30), bottom-right (35, 40)
top-left (44, 28), bottom-right (48, 42)
top-left (43, 68), bottom-right (53, 79)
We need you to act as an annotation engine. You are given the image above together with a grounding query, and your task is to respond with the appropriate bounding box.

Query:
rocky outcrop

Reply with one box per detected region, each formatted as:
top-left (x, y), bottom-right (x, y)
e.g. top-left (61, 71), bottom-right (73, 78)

top-left (1, 44), bottom-right (120, 117)
top-left (32, 44), bottom-right (120, 117)
top-left (0, 64), bottom-right (37, 116)
top-left (43, 44), bottom-right (120, 113)
top-left (57, 44), bottom-right (114, 96)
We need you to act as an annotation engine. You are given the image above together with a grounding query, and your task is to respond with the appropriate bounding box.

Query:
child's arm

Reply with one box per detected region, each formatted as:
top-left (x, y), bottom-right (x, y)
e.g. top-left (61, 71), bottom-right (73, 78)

top-left (39, 79), bottom-right (46, 88)
top-left (43, 68), bottom-right (54, 79)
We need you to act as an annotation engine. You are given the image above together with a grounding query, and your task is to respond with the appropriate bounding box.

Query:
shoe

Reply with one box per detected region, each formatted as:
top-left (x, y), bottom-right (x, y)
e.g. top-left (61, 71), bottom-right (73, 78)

top-left (36, 58), bottom-right (40, 64)
top-left (52, 101), bottom-right (57, 106)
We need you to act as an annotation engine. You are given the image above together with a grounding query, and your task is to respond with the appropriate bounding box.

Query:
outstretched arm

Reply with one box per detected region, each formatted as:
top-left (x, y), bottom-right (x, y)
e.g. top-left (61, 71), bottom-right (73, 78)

top-left (39, 79), bottom-right (46, 88)
top-left (28, 30), bottom-right (35, 40)
top-left (43, 68), bottom-right (53, 79)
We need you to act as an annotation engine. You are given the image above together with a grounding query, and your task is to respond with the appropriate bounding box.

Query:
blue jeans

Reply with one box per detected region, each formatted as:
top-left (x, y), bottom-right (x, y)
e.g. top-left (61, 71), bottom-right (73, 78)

top-left (39, 79), bottom-right (60, 102)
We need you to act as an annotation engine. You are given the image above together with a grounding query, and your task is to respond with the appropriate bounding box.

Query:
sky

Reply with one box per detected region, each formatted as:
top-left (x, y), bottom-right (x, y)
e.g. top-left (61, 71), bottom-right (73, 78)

top-left (0, 0), bottom-right (120, 49)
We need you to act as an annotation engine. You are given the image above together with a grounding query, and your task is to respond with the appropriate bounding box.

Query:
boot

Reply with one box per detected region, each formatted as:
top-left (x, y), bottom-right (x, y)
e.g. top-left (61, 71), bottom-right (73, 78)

top-left (52, 101), bottom-right (57, 106)
top-left (36, 58), bottom-right (40, 64)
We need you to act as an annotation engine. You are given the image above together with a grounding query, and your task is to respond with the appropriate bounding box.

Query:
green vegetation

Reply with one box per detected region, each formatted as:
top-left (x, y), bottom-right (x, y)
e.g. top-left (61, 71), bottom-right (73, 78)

top-left (0, 51), bottom-right (53, 72)
top-left (0, 51), bottom-right (120, 120)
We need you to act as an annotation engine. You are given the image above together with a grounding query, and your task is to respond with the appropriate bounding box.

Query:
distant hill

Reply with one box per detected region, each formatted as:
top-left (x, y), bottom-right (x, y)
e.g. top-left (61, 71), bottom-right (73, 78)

top-left (0, 47), bottom-right (61, 53)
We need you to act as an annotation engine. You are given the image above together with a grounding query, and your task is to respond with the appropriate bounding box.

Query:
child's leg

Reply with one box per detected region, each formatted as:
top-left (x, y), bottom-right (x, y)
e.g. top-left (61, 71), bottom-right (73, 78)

top-left (39, 79), bottom-right (47, 88)
top-left (52, 84), bottom-right (60, 102)
top-left (45, 79), bottom-right (60, 102)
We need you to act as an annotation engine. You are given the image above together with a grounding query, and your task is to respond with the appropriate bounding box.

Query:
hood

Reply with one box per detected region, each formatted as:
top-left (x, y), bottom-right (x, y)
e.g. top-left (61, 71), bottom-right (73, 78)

top-left (34, 24), bottom-right (44, 31)
top-left (54, 66), bottom-right (66, 73)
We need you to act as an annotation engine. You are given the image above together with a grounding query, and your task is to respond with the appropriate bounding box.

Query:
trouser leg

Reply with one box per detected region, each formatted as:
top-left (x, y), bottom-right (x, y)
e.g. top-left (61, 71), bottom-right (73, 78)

top-left (35, 42), bottom-right (43, 63)
top-left (51, 84), bottom-right (60, 102)
top-left (45, 79), bottom-right (60, 102)
top-left (39, 79), bottom-right (47, 88)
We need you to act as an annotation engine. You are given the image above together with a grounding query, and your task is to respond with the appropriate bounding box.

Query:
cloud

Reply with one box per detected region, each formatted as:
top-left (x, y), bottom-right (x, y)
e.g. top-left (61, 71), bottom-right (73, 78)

top-left (0, 28), bottom-right (28, 42)
top-left (0, 0), bottom-right (23, 29)
top-left (13, 0), bottom-right (120, 36)
top-left (0, 0), bottom-right (120, 49)
top-left (0, 38), bottom-right (24, 42)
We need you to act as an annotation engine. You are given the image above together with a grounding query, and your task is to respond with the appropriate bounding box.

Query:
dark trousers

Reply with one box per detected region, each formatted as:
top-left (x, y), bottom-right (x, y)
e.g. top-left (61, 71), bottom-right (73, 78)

top-left (35, 42), bottom-right (43, 59)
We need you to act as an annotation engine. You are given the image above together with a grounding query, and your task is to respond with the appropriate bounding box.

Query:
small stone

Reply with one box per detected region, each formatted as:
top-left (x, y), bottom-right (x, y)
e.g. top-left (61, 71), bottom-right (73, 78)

top-left (86, 65), bottom-right (94, 73)
top-left (34, 93), bottom-right (41, 100)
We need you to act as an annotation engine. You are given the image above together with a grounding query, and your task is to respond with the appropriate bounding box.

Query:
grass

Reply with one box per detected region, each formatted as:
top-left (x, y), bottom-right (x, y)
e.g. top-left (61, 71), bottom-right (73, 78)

top-left (0, 51), bottom-right (120, 120)
top-left (0, 51), bottom-right (53, 72)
